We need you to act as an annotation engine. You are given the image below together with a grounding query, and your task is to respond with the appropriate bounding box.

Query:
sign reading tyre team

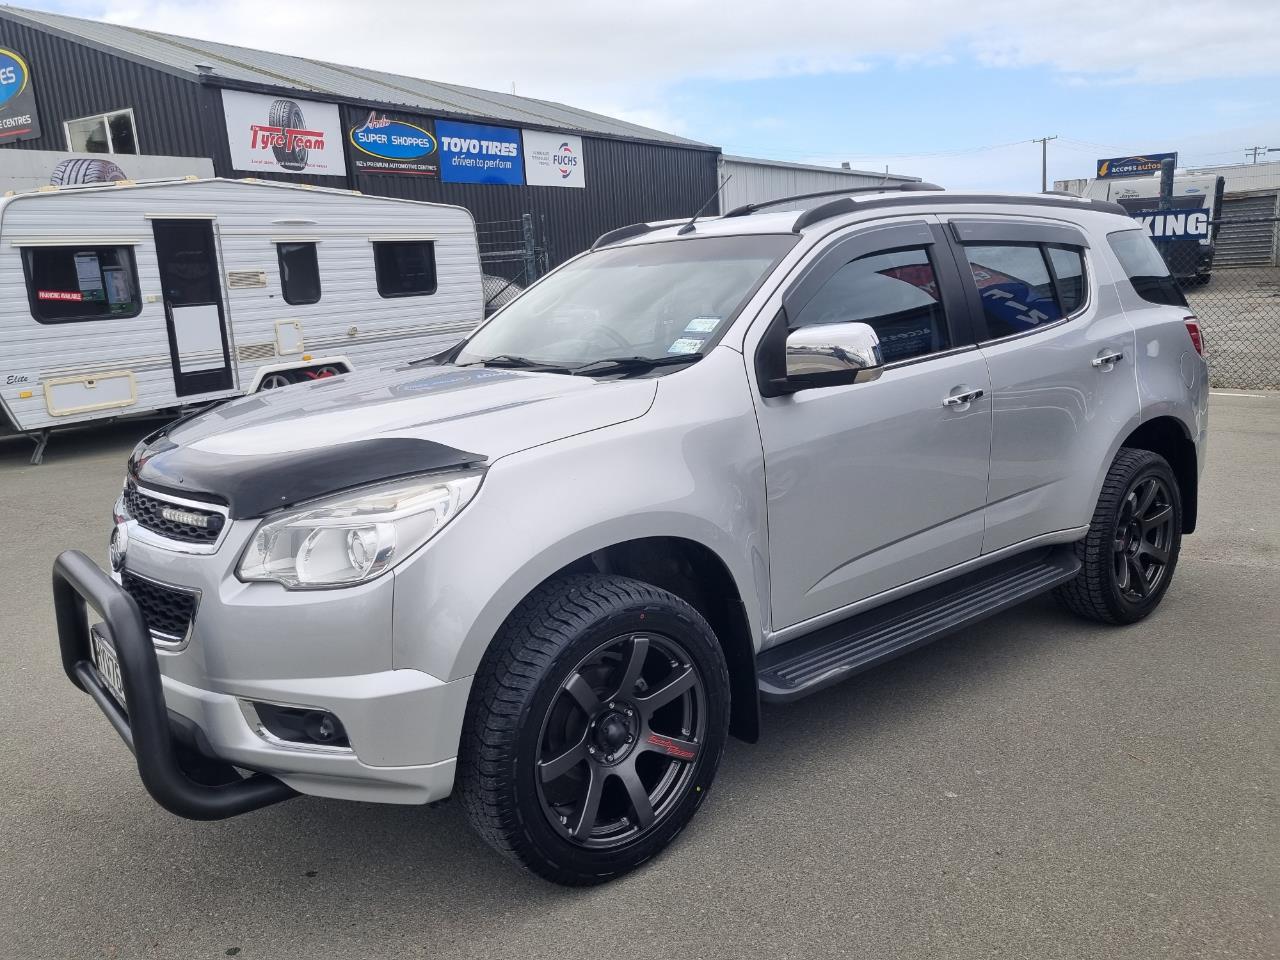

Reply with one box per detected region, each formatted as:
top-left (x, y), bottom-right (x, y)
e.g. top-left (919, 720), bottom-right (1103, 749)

top-left (0, 47), bottom-right (41, 144)
top-left (1136, 208), bottom-right (1211, 241)
top-left (347, 110), bottom-right (438, 176)
top-left (1097, 152), bottom-right (1177, 179)
top-left (222, 90), bottom-right (346, 176)
top-left (436, 120), bottom-right (523, 185)
top-left (523, 130), bottom-right (585, 188)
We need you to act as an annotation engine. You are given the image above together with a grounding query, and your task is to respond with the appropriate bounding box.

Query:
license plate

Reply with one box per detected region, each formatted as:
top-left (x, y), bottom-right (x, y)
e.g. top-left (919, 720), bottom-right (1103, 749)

top-left (90, 627), bottom-right (127, 708)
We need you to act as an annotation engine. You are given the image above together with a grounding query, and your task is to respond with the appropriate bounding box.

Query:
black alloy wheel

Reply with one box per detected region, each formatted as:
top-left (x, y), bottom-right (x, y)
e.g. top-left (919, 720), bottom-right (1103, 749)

top-left (1056, 447), bottom-right (1183, 624)
top-left (535, 632), bottom-right (706, 847)
top-left (1111, 475), bottom-right (1176, 602)
top-left (458, 574), bottom-right (730, 885)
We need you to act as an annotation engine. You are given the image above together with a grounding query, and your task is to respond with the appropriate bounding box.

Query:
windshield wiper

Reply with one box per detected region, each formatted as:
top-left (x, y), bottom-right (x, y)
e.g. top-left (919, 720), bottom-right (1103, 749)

top-left (457, 354), bottom-right (573, 373)
top-left (570, 354), bottom-right (703, 377)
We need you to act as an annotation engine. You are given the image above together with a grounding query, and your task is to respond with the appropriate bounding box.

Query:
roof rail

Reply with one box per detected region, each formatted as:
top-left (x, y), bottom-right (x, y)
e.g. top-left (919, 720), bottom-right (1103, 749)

top-left (591, 221), bottom-right (656, 250)
top-left (722, 181), bottom-right (943, 219)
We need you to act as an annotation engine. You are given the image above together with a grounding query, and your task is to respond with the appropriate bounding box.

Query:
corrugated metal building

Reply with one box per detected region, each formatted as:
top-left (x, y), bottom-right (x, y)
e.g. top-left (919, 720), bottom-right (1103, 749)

top-left (719, 155), bottom-right (918, 211)
top-left (0, 4), bottom-right (721, 277)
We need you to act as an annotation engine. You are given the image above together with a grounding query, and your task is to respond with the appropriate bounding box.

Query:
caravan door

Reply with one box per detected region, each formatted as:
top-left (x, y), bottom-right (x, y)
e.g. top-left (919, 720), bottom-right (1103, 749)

top-left (151, 219), bottom-right (234, 397)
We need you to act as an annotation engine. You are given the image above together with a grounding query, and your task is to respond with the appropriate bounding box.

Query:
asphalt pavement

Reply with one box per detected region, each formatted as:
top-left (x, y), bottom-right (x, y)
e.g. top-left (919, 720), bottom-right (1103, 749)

top-left (1, 393), bottom-right (1276, 960)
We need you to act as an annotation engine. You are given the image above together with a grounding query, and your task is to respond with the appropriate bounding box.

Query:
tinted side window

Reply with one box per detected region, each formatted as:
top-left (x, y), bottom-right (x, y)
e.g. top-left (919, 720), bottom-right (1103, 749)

top-left (277, 242), bottom-right (321, 306)
top-left (1047, 245), bottom-right (1086, 313)
top-left (373, 241), bottom-right (437, 298)
top-left (1108, 230), bottom-right (1187, 307)
top-left (22, 246), bottom-right (142, 323)
top-left (792, 247), bottom-right (949, 362)
top-left (964, 244), bottom-right (1063, 340)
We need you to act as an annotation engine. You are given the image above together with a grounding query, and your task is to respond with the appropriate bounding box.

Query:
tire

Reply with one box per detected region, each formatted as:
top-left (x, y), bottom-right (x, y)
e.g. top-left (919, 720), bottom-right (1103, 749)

top-left (50, 157), bottom-right (127, 186)
top-left (267, 99), bottom-right (308, 171)
top-left (458, 574), bottom-right (731, 885)
top-left (1055, 448), bottom-right (1183, 625)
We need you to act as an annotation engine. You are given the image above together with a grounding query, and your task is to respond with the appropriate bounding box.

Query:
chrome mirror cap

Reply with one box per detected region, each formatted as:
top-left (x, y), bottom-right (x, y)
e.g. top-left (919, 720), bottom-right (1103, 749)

top-left (783, 322), bottom-right (884, 388)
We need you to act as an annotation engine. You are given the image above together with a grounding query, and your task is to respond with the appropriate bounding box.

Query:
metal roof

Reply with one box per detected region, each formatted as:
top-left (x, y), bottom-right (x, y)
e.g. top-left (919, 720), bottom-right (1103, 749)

top-left (721, 154), bottom-right (919, 182)
top-left (0, 4), bottom-right (712, 148)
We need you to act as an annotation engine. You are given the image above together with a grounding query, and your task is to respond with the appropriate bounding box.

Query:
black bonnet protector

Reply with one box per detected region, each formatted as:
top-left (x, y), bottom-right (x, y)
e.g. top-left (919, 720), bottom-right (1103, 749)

top-left (129, 433), bottom-right (485, 520)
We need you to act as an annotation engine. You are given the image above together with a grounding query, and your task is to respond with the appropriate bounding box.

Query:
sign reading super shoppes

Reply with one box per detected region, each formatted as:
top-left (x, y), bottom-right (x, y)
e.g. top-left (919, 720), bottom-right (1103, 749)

top-left (348, 110), bottom-right (438, 176)
top-left (222, 89), bottom-right (347, 176)
top-left (436, 120), bottom-right (524, 185)
top-left (0, 47), bottom-right (41, 144)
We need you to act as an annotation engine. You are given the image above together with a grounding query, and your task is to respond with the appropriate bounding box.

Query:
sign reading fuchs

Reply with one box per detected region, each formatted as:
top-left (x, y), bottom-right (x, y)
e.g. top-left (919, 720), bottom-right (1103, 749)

top-left (222, 90), bottom-right (346, 176)
top-left (0, 47), bottom-right (41, 144)
top-left (1096, 152), bottom-right (1177, 180)
top-left (1136, 208), bottom-right (1211, 241)
top-left (347, 110), bottom-right (438, 176)
top-left (523, 130), bottom-right (585, 188)
top-left (436, 120), bottom-right (523, 185)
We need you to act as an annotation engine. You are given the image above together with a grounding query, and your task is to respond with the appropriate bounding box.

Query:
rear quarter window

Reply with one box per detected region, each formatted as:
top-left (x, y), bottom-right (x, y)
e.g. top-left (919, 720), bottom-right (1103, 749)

top-left (1107, 230), bottom-right (1187, 308)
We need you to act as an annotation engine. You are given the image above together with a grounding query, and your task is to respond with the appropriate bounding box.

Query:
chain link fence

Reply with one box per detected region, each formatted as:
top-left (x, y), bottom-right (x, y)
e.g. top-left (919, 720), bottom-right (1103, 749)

top-left (475, 213), bottom-right (550, 316)
top-left (1179, 230), bottom-right (1280, 389)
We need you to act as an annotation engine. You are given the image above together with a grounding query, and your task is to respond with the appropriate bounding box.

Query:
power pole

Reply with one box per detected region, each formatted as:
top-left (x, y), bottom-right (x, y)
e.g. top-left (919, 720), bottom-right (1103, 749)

top-left (1245, 145), bottom-right (1270, 163)
top-left (1033, 135), bottom-right (1058, 191)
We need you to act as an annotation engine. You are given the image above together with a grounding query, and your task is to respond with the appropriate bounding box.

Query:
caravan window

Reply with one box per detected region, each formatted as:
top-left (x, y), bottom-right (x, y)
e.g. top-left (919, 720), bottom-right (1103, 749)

top-left (22, 245), bottom-right (143, 324)
top-left (373, 241), bottom-right (437, 298)
top-left (277, 242), bottom-right (321, 305)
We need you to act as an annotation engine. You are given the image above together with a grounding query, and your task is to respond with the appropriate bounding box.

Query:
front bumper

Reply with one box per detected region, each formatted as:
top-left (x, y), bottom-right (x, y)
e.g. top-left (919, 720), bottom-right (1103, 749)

top-left (53, 550), bottom-right (465, 819)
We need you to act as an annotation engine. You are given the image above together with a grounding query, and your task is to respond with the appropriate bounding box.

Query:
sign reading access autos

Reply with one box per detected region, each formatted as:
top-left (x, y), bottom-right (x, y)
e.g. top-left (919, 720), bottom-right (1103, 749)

top-left (348, 110), bottom-right (438, 176)
top-left (437, 120), bottom-right (523, 185)
top-left (523, 130), bottom-right (585, 188)
top-left (1097, 152), bottom-right (1177, 180)
top-left (222, 90), bottom-right (347, 177)
top-left (0, 47), bottom-right (41, 144)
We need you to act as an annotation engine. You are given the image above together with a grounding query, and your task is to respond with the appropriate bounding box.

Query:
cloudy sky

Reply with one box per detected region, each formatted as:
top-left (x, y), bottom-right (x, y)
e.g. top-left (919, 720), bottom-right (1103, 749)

top-left (31, 0), bottom-right (1280, 190)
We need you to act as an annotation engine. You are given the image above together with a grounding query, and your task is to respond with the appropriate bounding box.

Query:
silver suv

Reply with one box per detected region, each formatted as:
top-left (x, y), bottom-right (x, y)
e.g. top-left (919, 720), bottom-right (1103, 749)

top-left (53, 185), bottom-right (1208, 885)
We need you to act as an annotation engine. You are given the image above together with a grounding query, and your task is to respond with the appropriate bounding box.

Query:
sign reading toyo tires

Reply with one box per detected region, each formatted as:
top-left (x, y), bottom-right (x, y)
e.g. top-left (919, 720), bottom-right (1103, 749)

top-left (0, 47), bottom-right (41, 144)
top-left (436, 120), bottom-right (524, 185)
top-left (347, 110), bottom-right (438, 177)
top-left (222, 90), bottom-right (346, 176)
top-left (522, 130), bottom-right (585, 189)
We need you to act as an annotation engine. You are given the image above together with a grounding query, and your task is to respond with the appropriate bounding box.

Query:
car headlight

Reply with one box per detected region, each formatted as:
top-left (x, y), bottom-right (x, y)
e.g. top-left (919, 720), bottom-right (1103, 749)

top-left (237, 470), bottom-right (483, 589)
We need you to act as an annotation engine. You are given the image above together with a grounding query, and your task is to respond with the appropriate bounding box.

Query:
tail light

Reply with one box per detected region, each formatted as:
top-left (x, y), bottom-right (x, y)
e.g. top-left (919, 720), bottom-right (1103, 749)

top-left (1184, 316), bottom-right (1204, 356)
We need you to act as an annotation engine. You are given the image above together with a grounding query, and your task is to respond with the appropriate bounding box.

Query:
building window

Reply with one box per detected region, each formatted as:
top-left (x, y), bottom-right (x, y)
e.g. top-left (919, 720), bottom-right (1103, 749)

top-left (373, 241), bottom-right (437, 298)
top-left (22, 245), bottom-right (143, 324)
top-left (64, 108), bottom-right (138, 155)
top-left (277, 242), bottom-right (321, 305)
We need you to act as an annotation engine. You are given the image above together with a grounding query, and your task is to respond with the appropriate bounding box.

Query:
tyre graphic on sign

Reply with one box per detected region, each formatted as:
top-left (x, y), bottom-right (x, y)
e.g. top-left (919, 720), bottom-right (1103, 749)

top-left (268, 99), bottom-right (309, 171)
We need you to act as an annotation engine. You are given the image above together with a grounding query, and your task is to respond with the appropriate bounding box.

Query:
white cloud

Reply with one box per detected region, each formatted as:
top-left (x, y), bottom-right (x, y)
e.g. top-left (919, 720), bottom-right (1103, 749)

top-left (64, 0), bottom-right (1279, 124)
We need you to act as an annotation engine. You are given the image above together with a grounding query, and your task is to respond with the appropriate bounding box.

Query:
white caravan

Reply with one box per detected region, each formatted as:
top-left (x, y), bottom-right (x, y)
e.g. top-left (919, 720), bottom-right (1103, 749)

top-left (0, 178), bottom-right (482, 461)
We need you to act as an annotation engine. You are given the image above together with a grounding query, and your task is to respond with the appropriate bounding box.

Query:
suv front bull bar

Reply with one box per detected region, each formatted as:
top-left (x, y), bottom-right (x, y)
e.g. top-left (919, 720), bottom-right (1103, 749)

top-left (53, 549), bottom-right (296, 820)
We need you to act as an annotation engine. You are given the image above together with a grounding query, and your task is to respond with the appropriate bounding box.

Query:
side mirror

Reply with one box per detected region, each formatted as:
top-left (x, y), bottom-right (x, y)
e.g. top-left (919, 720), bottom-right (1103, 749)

top-left (780, 322), bottom-right (884, 393)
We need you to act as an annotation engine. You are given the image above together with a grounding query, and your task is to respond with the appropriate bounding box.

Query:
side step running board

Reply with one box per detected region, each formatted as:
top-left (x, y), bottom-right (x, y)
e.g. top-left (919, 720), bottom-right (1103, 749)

top-left (757, 546), bottom-right (1081, 702)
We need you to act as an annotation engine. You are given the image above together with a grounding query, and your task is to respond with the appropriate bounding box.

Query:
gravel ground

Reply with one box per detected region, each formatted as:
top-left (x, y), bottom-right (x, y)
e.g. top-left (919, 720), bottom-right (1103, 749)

top-left (0, 393), bottom-right (1276, 960)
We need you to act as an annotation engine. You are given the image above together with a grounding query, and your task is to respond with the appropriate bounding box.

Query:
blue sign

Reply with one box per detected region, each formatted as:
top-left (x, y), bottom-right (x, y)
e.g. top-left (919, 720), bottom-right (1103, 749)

top-left (436, 120), bottom-right (524, 185)
top-left (0, 47), bottom-right (40, 144)
top-left (1134, 208), bottom-right (1211, 241)
top-left (1097, 152), bottom-right (1177, 179)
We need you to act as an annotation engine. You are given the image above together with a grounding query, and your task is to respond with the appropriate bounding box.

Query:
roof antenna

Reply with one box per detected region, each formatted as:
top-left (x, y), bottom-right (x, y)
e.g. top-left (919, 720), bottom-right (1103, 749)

top-left (677, 174), bottom-right (732, 236)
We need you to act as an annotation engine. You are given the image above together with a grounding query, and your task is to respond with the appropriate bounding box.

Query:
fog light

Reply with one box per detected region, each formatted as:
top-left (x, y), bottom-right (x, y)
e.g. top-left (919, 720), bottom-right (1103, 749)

top-left (250, 702), bottom-right (351, 749)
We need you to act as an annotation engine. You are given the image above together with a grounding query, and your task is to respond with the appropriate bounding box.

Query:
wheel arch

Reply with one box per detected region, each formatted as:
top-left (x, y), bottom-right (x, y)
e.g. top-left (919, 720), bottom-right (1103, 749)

top-left (1119, 415), bottom-right (1199, 533)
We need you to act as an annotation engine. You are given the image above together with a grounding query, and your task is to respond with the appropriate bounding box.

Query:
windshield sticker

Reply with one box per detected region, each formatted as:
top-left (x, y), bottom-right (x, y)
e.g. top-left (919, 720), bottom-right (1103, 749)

top-left (684, 316), bottom-right (720, 334)
top-left (668, 337), bottom-right (704, 355)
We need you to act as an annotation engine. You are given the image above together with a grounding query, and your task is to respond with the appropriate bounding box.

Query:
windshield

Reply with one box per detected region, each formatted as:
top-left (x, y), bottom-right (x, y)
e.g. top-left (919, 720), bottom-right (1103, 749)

top-left (453, 235), bottom-right (796, 372)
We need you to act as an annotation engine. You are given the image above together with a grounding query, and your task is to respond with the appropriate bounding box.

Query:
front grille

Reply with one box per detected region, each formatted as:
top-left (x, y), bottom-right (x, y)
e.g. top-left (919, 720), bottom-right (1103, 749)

top-left (123, 484), bottom-right (224, 544)
top-left (121, 572), bottom-right (197, 642)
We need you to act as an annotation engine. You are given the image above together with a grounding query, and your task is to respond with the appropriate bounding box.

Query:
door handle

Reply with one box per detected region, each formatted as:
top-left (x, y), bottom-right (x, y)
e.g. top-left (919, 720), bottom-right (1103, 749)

top-left (942, 388), bottom-right (984, 407)
top-left (1092, 350), bottom-right (1124, 368)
